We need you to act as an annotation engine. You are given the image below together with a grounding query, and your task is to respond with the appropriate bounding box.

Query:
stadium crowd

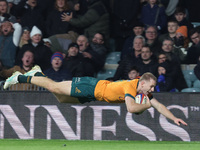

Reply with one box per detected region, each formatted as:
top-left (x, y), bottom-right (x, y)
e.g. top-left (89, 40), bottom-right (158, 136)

top-left (0, 0), bottom-right (200, 92)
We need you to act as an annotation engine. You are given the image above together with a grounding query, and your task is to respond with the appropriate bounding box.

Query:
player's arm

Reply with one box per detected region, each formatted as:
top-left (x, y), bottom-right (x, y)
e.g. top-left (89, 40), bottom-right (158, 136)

top-left (125, 96), bottom-right (151, 113)
top-left (151, 98), bottom-right (188, 126)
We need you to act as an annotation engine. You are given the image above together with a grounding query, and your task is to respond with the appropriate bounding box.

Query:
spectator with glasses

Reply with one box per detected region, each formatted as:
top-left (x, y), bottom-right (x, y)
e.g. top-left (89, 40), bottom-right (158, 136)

top-left (145, 26), bottom-right (162, 58)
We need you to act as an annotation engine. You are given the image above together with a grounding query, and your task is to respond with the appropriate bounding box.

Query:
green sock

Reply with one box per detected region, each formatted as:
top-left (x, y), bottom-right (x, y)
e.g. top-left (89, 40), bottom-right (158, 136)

top-left (18, 75), bottom-right (32, 83)
top-left (35, 72), bottom-right (46, 77)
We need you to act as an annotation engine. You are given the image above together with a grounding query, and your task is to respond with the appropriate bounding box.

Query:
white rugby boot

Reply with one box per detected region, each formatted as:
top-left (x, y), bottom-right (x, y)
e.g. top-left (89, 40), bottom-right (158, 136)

top-left (3, 71), bottom-right (22, 89)
top-left (24, 65), bottom-right (42, 76)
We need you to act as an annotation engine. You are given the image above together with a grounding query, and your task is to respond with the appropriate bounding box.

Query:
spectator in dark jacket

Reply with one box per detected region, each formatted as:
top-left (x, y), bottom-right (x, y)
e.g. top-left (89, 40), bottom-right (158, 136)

top-left (113, 35), bottom-right (145, 80)
top-left (16, 26), bottom-right (52, 71)
top-left (174, 7), bottom-right (194, 34)
top-left (120, 21), bottom-right (145, 60)
top-left (140, 0), bottom-right (167, 33)
top-left (184, 27), bottom-right (200, 64)
top-left (194, 57), bottom-right (200, 80)
top-left (63, 42), bottom-right (95, 77)
top-left (155, 61), bottom-right (176, 92)
top-left (45, 0), bottom-right (72, 37)
top-left (77, 35), bottom-right (105, 72)
top-left (44, 52), bottom-right (72, 82)
top-left (61, 0), bottom-right (110, 47)
top-left (14, 0), bottom-right (45, 34)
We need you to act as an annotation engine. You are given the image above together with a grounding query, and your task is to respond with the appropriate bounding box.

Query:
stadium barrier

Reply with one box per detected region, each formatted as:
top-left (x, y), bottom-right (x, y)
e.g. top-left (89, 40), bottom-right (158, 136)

top-left (0, 91), bottom-right (199, 141)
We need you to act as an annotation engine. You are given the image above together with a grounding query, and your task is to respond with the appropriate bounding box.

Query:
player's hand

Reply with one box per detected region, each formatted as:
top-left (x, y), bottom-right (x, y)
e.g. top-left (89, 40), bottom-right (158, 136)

top-left (174, 118), bottom-right (188, 126)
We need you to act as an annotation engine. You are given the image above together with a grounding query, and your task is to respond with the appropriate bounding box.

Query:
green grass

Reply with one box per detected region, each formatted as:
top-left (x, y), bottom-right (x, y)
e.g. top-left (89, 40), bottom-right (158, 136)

top-left (0, 139), bottom-right (200, 150)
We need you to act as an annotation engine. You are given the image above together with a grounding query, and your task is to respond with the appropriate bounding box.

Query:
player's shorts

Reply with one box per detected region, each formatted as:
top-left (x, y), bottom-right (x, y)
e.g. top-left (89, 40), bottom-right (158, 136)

top-left (70, 77), bottom-right (99, 103)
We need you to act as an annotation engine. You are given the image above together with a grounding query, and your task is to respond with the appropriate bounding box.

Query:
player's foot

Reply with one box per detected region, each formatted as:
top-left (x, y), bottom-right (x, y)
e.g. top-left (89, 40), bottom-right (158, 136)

top-left (24, 65), bottom-right (42, 76)
top-left (3, 71), bottom-right (22, 89)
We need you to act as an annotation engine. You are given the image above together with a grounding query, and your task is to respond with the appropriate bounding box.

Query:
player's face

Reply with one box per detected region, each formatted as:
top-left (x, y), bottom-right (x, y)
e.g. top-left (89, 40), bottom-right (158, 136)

top-left (162, 40), bottom-right (173, 52)
top-left (133, 27), bottom-right (144, 36)
top-left (142, 79), bottom-right (156, 95)
top-left (133, 38), bottom-right (143, 51)
top-left (175, 13), bottom-right (186, 22)
top-left (168, 22), bottom-right (178, 34)
top-left (190, 32), bottom-right (200, 45)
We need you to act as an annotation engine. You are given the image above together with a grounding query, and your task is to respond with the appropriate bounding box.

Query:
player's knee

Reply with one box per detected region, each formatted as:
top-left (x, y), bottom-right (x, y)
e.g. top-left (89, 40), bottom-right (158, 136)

top-left (46, 83), bottom-right (61, 94)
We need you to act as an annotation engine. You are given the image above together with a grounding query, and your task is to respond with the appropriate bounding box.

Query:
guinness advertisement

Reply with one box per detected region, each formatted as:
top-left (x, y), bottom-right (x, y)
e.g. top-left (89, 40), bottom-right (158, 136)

top-left (0, 91), bottom-right (199, 141)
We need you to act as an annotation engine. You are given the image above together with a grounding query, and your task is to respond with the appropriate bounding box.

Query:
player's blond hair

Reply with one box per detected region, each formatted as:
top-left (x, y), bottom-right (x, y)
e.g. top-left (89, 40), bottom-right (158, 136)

top-left (139, 72), bottom-right (157, 83)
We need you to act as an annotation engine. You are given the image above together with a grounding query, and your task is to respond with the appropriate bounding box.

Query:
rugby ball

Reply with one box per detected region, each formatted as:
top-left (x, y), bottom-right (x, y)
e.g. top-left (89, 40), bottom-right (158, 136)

top-left (135, 94), bottom-right (147, 104)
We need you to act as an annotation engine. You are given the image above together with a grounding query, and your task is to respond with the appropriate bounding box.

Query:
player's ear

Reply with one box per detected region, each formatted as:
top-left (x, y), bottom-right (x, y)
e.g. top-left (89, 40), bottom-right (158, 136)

top-left (141, 80), bottom-right (145, 86)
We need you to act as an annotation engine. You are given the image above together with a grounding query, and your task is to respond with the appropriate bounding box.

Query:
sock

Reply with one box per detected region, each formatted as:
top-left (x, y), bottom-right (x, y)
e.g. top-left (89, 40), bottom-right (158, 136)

top-left (35, 72), bottom-right (46, 77)
top-left (18, 75), bottom-right (32, 83)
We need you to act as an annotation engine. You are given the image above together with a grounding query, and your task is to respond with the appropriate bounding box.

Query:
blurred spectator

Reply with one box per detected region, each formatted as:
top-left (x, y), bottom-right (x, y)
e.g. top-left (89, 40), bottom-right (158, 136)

top-left (160, 38), bottom-right (188, 91)
top-left (120, 21), bottom-right (145, 60)
top-left (49, 30), bottom-right (78, 53)
top-left (113, 35), bottom-right (145, 80)
top-left (155, 61), bottom-right (176, 92)
top-left (128, 66), bottom-right (140, 80)
top-left (160, 0), bottom-right (179, 20)
top-left (44, 52), bottom-right (72, 82)
top-left (174, 26), bottom-right (192, 62)
top-left (185, 0), bottom-right (200, 22)
top-left (158, 19), bottom-right (179, 43)
top-left (45, 0), bottom-right (72, 37)
top-left (14, 0), bottom-right (45, 34)
top-left (16, 26), bottom-right (52, 71)
top-left (194, 57), bottom-right (200, 80)
top-left (0, 50), bottom-right (37, 90)
top-left (19, 26), bottom-right (30, 48)
top-left (90, 32), bottom-right (107, 56)
top-left (0, 0), bottom-right (17, 25)
top-left (63, 42), bottom-right (95, 77)
top-left (173, 7), bottom-right (193, 33)
top-left (136, 45), bottom-right (158, 76)
top-left (145, 25), bottom-right (162, 57)
top-left (61, 0), bottom-right (110, 47)
top-left (0, 50), bottom-right (34, 79)
top-left (0, 20), bottom-right (22, 68)
top-left (76, 35), bottom-right (105, 72)
top-left (140, 0), bottom-right (167, 33)
top-left (43, 38), bottom-right (52, 48)
top-left (111, 0), bottom-right (140, 51)
top-left (184, 27), bottom-right (200, 64)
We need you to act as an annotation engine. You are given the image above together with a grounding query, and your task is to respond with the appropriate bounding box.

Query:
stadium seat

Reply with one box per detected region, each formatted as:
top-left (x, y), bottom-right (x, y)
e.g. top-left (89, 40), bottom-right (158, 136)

top-left (185, 79), bottom-right (192, 88)
top-left (181, 87), bottom-right (200, 92)
top-left (96, 69), bottom-right (116, 80)
top-left (182, 70), bottom-right (198, 82)
top-left (192, 22), bottom-right (200, 28)
top-left (193, 80), bottom-right (200, 88)
top-left (105, 52), bottom-right (121, 64)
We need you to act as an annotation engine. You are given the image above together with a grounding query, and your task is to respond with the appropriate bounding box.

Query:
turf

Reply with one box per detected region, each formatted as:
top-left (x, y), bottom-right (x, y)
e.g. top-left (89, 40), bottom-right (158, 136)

top-left (0, 139), bottom-right (200, 150)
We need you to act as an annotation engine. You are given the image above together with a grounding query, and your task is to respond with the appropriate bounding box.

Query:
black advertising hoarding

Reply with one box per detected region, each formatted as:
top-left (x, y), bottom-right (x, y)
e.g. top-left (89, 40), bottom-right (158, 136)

top-left (0, 91), bottom-right (199, 141)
